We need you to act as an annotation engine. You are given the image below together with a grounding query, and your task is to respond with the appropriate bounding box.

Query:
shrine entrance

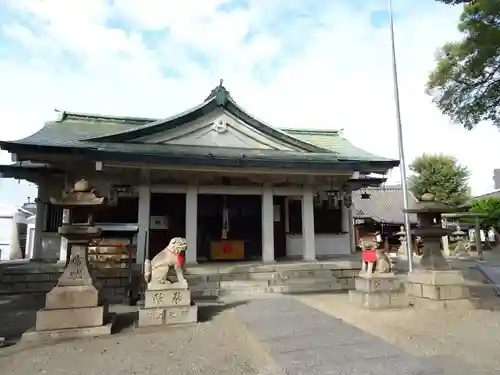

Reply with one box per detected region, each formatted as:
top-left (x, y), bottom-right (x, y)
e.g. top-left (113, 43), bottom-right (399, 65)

top-left (197, 194), bottom-right (262, 262)
top-left (148, 193), bottom-right (186, 259)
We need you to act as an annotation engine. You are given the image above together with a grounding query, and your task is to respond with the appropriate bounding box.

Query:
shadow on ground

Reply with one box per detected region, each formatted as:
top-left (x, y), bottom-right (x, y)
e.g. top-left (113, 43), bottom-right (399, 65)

top-left (0, 294), bottom-right (45, 342)
top-left (0, 293), bottom-right (250, 343)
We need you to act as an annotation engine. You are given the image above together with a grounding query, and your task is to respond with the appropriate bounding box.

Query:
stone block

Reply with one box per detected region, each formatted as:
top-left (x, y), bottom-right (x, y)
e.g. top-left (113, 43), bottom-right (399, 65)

top-left (349, 290), bottom-right (409, 310)
top-left (144, 288), bottom-right (191, 308)
top-left (147, 282), bottom-right (189, 291)
top-left (407, 282), bottom-right (423, 298)
top-left (45, 285), bottom-right (99, 309)
top-left (410, 296), bottom-right (481, 310)
top-left (137, 304), bottom-right (198, 327)
top-left (421, 284), bottom-right (470, 300)
top-left (341, 269), bottom-right (357, 278)
top-left (219, 280), bottom-right (269, 289)
top-left (23, 314), bottom-right (114, 342)
top-left (354, 275), bottom-right (401, 293)
top-left (36, 305), bottom-right (105, 331)
top-left (407, 269), bottom-right (465, 285)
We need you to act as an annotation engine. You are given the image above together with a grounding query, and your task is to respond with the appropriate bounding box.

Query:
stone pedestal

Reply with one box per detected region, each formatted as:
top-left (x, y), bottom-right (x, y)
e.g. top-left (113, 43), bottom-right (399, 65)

top-left (22, 245), bottom-right (114, 342)
top-left (137, 282), bottom-right (198, 327)
top-left (407, 269), bottom-right (478, 310)
top-left (349, 272), bottom-right (409, 310)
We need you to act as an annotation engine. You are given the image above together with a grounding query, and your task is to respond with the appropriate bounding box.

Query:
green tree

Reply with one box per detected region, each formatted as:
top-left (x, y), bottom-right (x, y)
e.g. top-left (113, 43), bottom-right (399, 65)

top-left (408, 153), bottom-right (470, 206)
top-left (435, 0), bottom-right (473, 4)
top-left (426, 0), bottom-right (500, 129)
top-left (470, 197), bottom-right (500, 230)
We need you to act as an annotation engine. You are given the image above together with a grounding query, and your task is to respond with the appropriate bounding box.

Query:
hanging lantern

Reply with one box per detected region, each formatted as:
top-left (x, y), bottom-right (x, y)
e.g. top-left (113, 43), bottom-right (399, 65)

top-left (327, 191), bottom-right (340, 209)
top-left (360, 187), bottom-right (370, 200)
top-left (343, 191), bottom-right (352, 208)
top-left (314, 193), bottom-right (322, 208)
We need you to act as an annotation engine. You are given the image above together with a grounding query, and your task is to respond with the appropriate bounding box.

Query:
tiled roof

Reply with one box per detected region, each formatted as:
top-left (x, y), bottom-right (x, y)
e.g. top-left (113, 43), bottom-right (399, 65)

top-left (352, 185), bottom-right (418, 224)
top-left (0, 84), bottom-right (398, 170)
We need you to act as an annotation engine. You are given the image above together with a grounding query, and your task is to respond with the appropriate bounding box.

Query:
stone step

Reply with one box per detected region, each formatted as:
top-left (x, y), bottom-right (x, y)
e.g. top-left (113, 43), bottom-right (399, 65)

top-left (270, 277), bottom-right (340, 286)
top-left (275, 269), bottom-right (335, 279)
top-left (219, 280), bottom-right (270, 289)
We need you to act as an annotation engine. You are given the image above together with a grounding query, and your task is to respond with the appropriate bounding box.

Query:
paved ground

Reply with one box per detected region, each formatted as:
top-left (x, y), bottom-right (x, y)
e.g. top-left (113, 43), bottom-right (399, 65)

top-left (297, 293), bottom-right (500, 375)
top-left (0, 299), bottom-right (278, 375)
top-left (233, 295), bottom-right (444, 375)
top-left (2, 256), bottom-right (500, 374)
top-left (478, 264), bottom-right (500, 294)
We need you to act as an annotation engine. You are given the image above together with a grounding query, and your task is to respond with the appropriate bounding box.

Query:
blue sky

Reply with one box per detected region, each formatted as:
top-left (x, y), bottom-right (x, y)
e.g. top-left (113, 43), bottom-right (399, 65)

top-left (0, 0), bottom-right (497, 206)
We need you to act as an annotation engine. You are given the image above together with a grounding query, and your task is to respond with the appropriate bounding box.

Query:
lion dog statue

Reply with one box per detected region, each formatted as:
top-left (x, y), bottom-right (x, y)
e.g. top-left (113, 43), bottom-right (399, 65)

top-left (359, 238), bottom-right (392, 275)
top-left (144, 237), bottom-right (188, 286)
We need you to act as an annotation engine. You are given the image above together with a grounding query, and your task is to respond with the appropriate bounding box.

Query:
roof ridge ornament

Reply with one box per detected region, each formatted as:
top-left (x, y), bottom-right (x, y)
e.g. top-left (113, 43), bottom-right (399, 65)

top-left (205, 78), bottom-right (231, 105)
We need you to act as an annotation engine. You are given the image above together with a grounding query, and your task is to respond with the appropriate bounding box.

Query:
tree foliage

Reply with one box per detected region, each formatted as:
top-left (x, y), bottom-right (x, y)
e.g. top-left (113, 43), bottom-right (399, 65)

top-left (435, 0), bottom-right (474, 4)
top-left (408, 153), bottom-right (470, 206)
top-left (427, 0), bottom-right (500, 129)
top-left (470, 197), bottom-right (500, 230)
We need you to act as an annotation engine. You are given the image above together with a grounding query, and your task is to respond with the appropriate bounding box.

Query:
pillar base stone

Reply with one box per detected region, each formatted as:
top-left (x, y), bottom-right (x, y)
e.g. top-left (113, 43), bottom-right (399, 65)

top-left (137, 283), bottom-right (198, 327)
top-left (407, 269), bottom-right (478, 310)
top-left (349, 272), bottom-right (409, 310)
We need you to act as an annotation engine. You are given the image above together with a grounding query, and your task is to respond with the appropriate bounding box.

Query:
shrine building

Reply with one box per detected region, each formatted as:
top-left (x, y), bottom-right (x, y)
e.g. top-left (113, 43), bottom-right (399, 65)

top-left (0, 83), bottom-right (399, 269)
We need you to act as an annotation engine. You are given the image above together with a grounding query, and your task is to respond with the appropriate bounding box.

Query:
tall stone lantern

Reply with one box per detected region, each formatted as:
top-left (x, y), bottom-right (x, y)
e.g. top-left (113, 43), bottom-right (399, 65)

top-left (404, 193), bottom-right (455, 270)
top-left (404, 193), bottom-right (475, 309)
top-left (23, 179), bottom-right (114, 341)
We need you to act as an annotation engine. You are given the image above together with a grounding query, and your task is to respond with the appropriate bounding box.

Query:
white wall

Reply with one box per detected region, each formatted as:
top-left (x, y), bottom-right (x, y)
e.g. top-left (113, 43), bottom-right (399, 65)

top-left (0, 216), bottom-right (14, 260)
top-left (286, 233), bottom-right (351, 258)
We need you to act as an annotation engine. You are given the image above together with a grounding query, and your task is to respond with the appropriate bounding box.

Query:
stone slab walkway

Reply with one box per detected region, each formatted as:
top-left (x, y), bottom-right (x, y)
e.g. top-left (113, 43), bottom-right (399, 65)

top-left (233, 296), bottom-right (444, 375)
top-left (478, 264), bottom-right (500, 294)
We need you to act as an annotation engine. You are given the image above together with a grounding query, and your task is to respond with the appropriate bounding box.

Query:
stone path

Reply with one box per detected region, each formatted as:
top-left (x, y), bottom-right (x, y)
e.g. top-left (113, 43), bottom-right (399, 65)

top-left (233, 296), bottom-right (444, 375)
top-left (478, 264), bottom-right (500, 294)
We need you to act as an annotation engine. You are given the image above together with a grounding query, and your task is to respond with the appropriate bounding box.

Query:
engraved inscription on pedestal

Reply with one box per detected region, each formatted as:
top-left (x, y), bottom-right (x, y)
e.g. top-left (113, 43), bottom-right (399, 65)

top-left (58, 246), bottom-right (94, 287)
top-left (172, 291), bottom-right (182, 305)
top-left (149, 309), bottom-right (165, 322)
top-left (144, 289), bottom-right (191, 308)
top-left (152, 292), bottom-right (164, 306)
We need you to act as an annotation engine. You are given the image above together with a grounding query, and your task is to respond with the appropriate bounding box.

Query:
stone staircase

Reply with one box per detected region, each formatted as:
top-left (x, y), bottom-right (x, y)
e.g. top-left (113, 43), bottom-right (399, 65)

top-left (186, 261), bottom-right (359, 298)
top-left (0, 258), bottom-right (361, 301)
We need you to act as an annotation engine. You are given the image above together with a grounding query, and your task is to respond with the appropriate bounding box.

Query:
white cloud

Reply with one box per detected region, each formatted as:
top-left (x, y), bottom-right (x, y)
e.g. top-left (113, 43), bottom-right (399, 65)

top-left (0, 0), bottom-right (498, 207)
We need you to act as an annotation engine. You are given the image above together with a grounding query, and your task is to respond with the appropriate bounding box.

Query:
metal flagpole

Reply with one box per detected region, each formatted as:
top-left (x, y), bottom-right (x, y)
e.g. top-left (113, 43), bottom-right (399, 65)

top-left (388, 0), bottom-right (414, 271)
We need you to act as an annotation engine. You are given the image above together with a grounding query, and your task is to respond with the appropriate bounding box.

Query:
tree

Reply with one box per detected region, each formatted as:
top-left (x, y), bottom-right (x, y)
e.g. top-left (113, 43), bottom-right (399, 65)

top-left (435, 0), bottom-right (474, 4)
top-left (408, 153), bottom-right (470, 206)
top-left (426, 0), bottom-right (500, 129)
top-left (470, 197), bottom-right (500, 231)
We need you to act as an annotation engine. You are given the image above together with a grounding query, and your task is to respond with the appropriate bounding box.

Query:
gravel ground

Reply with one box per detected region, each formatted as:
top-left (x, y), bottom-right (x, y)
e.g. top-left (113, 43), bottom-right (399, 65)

top-left (0, 298), bottom-right (278, 375)
top-left (296, 292), bottom-right (500, 375)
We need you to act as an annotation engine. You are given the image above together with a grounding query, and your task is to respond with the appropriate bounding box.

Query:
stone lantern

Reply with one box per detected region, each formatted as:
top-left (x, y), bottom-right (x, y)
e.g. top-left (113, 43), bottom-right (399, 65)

top-left (404, 193), bottom-right (476, 309)
top-left (404, 193), bottom-right (455, 270)
top-left (452, 225), bottom-right (470, 259)
top-left (23, 179), bottom-right (114, 341)
top-left (396, 225), bottom-right (408, 260)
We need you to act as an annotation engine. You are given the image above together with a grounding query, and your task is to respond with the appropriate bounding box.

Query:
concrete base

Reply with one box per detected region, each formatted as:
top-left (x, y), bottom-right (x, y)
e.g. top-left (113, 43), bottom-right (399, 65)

top-left (36, 305), bottom-right (106, 331)
top-left (349, 273), bottom-right (409, 310)
top-left (407, 269), bottom-right (476, 310)
top-left (23, 314), bottom-right (115, 342)
top-left (45, 285), bottom-right (99, 309)
top-left (137, 303), bottom-right (198, 327)
top-left (138, 285), bottom-right (198, 327)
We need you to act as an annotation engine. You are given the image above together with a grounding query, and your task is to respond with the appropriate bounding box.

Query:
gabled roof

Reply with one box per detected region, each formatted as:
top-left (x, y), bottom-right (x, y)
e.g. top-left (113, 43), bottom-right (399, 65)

top-left (0, 83), bottom-right (399, 172)
top-left (353, 185), bottom-right (418, 224)
top-left (84, 84), bottom-right (325, 153)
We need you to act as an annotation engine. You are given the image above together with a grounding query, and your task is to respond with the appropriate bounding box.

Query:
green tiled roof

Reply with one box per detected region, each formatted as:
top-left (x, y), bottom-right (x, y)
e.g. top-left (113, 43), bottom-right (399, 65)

top-left (1, 84), bottom-right (398, 170)
top-left (281, 129), bottom-right (393, 162)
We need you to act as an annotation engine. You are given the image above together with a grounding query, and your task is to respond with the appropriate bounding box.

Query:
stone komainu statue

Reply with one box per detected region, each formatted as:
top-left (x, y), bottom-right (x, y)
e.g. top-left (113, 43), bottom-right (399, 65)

top-left (359, 238), bottom-right (392, 274)
top-left (144, 237), bottom-right (188, 285)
